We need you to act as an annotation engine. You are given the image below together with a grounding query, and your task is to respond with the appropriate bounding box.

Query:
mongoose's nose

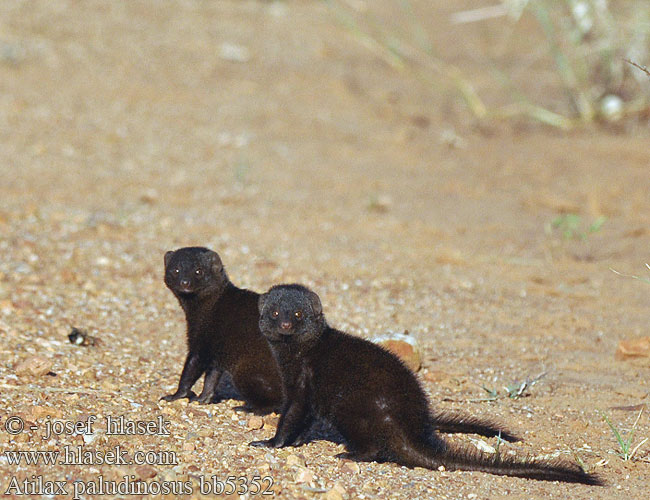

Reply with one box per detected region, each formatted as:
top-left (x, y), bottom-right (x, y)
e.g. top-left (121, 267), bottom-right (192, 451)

top-left (280, 321), bottom-right (292, 330)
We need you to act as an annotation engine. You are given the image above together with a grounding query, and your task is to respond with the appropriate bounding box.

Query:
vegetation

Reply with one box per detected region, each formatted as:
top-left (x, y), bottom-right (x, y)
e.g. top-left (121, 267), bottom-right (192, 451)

top-left (600, 409), bottom-right (648, 461)
top-left (548, 213), bottom-right (607, 240)
top-left (326, 0), bottom-right (650, 128)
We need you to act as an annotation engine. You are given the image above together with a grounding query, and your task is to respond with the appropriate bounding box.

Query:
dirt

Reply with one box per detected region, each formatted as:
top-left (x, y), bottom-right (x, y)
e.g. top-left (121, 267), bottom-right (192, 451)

top-left (0, 1), bottom-right (648, 499)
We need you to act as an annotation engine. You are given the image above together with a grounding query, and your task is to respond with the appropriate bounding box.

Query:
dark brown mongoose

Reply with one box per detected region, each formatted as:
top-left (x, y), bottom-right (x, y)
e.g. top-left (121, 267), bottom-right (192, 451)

top-left (251, 284), bottom-right (602, 485)
top-left (161, 247), bottom-right (282, 414)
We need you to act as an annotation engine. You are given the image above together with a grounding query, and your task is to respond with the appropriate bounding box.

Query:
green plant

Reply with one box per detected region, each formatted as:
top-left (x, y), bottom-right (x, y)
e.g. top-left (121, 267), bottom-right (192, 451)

top-left (495, 431), bottom-right (504, 457)
top-left (600, 408), bottom-right (648, 461)
top-left (472, 372), bottom-right (547, 402)
top-left (549, 213), bottom-right (607, 240)
top-left (234, 158), bottom-right (250, 185)
top-left (571, 449), bottom-right (589, 473)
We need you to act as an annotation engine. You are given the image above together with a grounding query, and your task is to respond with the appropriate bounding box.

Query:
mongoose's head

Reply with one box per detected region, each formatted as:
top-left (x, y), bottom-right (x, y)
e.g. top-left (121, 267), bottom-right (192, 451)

top-left (258, 284), bottom-right (325, 343)
top-left (164, 247), bottom-right (228, 298)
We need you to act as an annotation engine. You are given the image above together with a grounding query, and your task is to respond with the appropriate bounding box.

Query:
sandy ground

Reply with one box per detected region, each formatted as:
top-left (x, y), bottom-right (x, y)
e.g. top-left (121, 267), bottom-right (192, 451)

top-left (1, 1), bottom-right (649, 499)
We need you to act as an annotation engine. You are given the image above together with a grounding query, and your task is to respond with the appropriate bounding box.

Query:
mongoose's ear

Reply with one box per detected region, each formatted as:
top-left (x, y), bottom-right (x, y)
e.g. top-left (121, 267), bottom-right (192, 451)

top-left (307, 290), bottom-right (322, 317)
top-left (164, 251), bottom-right (174, 268)
top-left (258, 293), bottom-right (268, 315)
top-left (208, 251), bottom-right (224, 274)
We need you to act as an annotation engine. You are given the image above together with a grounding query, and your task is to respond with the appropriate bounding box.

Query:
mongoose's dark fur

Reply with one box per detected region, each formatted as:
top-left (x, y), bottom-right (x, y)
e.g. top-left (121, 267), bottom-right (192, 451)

top-left (161, 247), bottom-right (282, 414)
top-left (251, 284), bottom-right (602, 485)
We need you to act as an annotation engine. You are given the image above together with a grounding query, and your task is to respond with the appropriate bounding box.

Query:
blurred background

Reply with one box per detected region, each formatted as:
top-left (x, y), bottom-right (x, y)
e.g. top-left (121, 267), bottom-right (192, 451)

top-left (0, 1), bottom-right (648, 495)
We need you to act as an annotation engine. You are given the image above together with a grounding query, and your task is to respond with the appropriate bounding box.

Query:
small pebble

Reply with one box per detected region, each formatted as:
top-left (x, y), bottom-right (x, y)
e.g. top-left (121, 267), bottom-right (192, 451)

top-left (329, 482), bottom-right (347, 498)
top-left (95, 256), bottom-right (111, 266)
top-left (135, 465), bottom-right (157, 479)
top-left (15, 356), bottom-right (52, 377)
top-left (616, 337), bottom-right (650, 360)
top-left (247, 415), bottom-right (264, 430)
top-left (368, 194), bottom-right (393, 213)
top-left (264, 414), bottom-right (280, 427)
top-left (341, 461), bottom-right (360, 474)
top-left (0, 299), bottom-right (14, 314)
top-left (375, 334), bottom-right (422, 372)
top-left (286, 453), bottom-right (306, 467)
top-left (219, 42), bottom-right (251, 63)
top-left (139, 188), bottom-right (159, 204)
top-left (423, 370), bottom-right (451, 382)
top-left (325, 488), bottom-right (344, 500)
top-left (293, 467), bottom-right (314, 483)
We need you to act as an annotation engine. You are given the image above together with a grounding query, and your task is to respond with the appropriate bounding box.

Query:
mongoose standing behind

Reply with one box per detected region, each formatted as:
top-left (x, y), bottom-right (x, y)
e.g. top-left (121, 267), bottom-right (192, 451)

top-left (161, 247), bottom-right (282, 414)
top-left (251, 284), bottom-right (602, 485)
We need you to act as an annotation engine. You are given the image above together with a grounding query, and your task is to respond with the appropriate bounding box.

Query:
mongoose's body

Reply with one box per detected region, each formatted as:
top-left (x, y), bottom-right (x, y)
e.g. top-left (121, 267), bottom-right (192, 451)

top-left (252, 284), bottom-right (601, 485)
top-left (162, 247), bottom-right (282, 414)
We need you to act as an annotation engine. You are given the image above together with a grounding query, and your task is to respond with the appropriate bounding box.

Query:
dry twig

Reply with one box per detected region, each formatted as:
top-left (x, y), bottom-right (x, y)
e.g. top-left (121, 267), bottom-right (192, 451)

top-left (625, 59), bottom-right (650, 78)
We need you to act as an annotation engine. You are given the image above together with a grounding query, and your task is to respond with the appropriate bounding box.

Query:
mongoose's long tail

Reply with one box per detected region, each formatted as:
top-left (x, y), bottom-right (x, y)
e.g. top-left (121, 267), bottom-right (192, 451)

top-left (431, 411), bottom-right (520, 442)
top-left (396, 441), bottom-right (603, 485)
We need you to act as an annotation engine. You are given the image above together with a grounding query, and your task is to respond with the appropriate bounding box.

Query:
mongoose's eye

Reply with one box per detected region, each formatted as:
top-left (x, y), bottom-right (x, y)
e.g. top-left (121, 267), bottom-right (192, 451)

top-left (294, 311), bottom-right (303, 320)
top-left (271, 310), bottom-right (279, 318)
top-left (174, 268), bottom-right (180, 274)
top-left (195, 268), bottom-right (203, 276)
